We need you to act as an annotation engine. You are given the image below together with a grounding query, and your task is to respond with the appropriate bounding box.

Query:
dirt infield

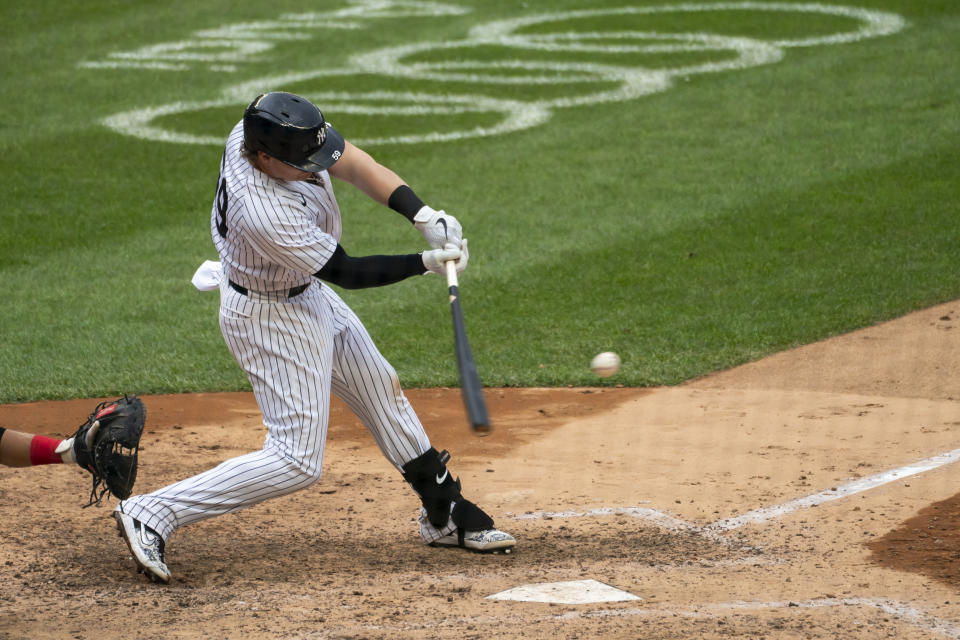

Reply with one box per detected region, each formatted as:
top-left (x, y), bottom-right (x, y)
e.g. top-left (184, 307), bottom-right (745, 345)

top-left (2, 302), bottom-right (960, 639)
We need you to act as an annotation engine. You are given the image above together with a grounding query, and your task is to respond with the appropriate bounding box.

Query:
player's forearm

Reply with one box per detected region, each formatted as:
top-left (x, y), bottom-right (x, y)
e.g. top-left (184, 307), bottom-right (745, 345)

top-left (314, 244), bottom-right (424, 289)
top-left (0, 427), bottom-right (65, 467)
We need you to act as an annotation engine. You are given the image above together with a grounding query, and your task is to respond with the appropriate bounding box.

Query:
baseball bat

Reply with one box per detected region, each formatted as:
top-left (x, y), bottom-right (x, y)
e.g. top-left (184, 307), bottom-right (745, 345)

top-left (445, 260), bottom-right (491, 435)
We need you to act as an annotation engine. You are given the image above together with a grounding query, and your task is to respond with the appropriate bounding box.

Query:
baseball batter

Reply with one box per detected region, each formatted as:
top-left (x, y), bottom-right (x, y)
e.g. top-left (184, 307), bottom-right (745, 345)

top-left (114, 92), bottom-right (515, 584)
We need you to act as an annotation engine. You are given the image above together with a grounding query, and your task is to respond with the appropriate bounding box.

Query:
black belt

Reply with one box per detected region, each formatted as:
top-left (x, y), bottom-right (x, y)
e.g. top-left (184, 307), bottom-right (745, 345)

top-left (229, 279), bottom-right (310, 298)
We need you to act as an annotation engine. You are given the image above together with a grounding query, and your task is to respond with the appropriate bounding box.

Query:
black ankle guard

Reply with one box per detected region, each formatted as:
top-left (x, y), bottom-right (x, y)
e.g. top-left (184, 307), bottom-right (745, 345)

top-left (402, 448), bottom-right (463, 528)
top-left (451, 499), bottom-right (494, 538)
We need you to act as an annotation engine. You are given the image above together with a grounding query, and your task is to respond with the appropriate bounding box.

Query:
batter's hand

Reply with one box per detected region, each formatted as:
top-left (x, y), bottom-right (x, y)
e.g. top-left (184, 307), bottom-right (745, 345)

top-left (413, 206), bottom-right (463, 250)
top-left (422, 239), bottom-right (468, 275)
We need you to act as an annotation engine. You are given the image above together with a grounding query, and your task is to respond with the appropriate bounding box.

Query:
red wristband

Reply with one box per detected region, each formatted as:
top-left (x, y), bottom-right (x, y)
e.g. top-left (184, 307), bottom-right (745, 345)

top-left (29, 434), bottom-right (64, 465)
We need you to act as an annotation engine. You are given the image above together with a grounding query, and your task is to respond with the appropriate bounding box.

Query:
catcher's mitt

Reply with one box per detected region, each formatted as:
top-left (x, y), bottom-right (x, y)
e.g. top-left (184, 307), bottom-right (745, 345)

top-left (69, 395), bottom-right (146, 507)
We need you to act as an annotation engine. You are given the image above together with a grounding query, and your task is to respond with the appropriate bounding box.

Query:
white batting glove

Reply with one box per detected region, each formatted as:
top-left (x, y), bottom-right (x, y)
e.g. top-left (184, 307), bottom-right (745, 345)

top-left (422, 239), bottom-right (469, 275)
top-left (413, 206), bottom-right (463, 250)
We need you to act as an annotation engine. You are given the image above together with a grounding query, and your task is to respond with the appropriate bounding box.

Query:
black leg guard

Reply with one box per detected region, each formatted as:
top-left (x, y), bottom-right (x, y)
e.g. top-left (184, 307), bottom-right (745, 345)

top-left (451, 499), bottom-right (495, 546)
top-left (402, 448), bottom-right (462, 528)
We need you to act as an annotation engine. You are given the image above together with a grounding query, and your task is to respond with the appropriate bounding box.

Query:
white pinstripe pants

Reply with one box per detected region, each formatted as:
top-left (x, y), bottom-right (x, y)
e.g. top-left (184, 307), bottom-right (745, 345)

top-left (119, 281), bottom-right (432, 541)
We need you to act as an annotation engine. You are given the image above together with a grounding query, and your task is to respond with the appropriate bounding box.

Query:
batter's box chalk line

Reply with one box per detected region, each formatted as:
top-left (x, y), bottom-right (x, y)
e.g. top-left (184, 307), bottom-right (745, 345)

top-left (508, 506), bottom-right (747, 550)
top-left (707, 446), bottom-right (960, 532)
top-left (509, 446), bottom-right (960, 537)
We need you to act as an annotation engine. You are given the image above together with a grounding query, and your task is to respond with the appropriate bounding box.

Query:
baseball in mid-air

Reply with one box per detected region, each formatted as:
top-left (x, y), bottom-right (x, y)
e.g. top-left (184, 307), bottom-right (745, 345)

top-left (590, 351), bottom-right (621, 378)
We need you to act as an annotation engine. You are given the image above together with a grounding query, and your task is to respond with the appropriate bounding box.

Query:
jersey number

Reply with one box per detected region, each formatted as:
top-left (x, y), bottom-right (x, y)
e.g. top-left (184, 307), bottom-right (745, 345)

top-left (215, 177), bottom-right (228, 237)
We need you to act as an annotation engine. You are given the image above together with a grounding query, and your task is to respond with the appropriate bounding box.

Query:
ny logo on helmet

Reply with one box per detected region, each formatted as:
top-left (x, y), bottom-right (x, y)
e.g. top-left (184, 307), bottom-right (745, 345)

top-left (317, 126), bottom-right (326, 146)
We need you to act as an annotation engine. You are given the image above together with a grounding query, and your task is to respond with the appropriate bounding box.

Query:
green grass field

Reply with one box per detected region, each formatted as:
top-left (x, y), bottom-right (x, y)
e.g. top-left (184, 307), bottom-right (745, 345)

top-left (1, 0), bottom-right (957, 403)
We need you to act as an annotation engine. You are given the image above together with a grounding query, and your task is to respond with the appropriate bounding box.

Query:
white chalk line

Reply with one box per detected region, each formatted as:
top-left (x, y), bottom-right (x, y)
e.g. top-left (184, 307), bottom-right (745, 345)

top-left (79, 60), bottom-right (189, 71)
top-left (709, 446), bottom-right (960, 531)
top-left (508, 505), bottom-right (755, 555)
top-left (91, 1), bottom-right (907, 147)
top-left (81, 0), bottom-right (467, 68)
top-left (510, 446), bottom-right (960, 541)
top-left (511, 505), bottom-right (705, 535)
top-left (494, 446), bottom-right (960, 637)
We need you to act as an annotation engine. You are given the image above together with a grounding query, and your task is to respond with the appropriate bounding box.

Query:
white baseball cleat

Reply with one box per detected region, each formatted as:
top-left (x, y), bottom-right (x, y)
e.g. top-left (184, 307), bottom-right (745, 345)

top-left (114, 509), bottom-right (172, 584)
top-left (432, 528), bottom-right (516, 554)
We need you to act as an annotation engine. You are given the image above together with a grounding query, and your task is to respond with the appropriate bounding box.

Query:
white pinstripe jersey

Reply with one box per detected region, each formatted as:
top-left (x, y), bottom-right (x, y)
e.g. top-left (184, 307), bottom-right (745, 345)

top-left (211, 121), bottom-right (343, 292)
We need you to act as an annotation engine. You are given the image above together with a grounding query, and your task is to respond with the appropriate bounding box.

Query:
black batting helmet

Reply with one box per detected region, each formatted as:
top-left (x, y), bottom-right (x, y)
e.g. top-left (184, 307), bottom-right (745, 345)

top-left (243, 92), bottom-right (345, 172)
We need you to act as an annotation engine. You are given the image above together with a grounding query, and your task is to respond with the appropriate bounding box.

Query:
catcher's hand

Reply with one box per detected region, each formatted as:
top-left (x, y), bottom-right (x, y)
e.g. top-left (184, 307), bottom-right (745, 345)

top-left (65, 395), bottom-right (146, 507)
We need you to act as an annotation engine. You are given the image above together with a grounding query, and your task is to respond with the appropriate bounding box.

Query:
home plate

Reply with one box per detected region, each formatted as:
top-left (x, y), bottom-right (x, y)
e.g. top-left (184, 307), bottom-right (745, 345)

top-left (486, 579), bottom-right (641, 604)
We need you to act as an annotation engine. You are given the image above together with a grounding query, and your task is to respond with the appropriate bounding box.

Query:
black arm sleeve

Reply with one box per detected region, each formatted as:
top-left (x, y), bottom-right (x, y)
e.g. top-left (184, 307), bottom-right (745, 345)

top-left (314, 244), bottom-right (425, 289)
